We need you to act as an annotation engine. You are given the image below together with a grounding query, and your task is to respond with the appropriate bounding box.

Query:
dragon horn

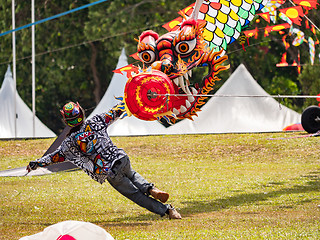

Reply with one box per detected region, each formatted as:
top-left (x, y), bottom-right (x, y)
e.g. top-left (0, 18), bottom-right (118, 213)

top-left (190, 0), bottom-right (203, 20)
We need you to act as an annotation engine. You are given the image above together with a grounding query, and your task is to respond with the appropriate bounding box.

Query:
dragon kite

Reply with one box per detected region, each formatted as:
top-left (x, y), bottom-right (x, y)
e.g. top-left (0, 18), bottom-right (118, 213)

top-left (116, 0), bottom-right (267, 125)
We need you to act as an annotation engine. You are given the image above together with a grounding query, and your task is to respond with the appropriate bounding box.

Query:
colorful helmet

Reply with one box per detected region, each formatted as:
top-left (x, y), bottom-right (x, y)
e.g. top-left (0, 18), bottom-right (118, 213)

top-left (60, 102), bottom-right (85, 127)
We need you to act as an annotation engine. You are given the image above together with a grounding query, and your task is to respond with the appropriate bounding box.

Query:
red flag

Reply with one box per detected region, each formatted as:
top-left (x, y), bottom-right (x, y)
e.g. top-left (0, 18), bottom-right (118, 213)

top-left (293, 0), bottom-right (318, 9)
top-left (243, 28), bottom-right (258, 39)
top-left (257, 12), bottom-right (270, 23)
top-left (279, 6), bottom-right (304, 26)
top-left (265, 23), bottom-right (290, 36)
top-left (163, 3), bottom-right (194, 32)
top-left (178, 3), bottom-right (194, 16)
top-left (162, 17), bottom-right (183, 31)
top-left (276, 52), bottom-right (289, 67)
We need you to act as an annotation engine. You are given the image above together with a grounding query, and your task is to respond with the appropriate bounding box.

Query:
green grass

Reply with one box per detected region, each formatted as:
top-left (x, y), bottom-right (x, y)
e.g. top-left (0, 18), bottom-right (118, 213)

top-left (1, 132), bottom-right (320, 239)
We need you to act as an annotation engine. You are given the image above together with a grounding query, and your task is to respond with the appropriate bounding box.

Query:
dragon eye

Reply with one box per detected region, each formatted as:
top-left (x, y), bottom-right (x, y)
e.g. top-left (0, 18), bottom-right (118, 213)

top-left (138, 50), bottom-right (156, 64)
top-left (175, 39), bottom-right (197, 55)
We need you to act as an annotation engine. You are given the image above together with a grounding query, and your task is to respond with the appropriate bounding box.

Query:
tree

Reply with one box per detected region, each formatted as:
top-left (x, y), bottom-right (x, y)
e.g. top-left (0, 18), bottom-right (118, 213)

top-left (1, 0), bottom-right (97, 133)
top-left (298, 64), bottom-right (320, 109)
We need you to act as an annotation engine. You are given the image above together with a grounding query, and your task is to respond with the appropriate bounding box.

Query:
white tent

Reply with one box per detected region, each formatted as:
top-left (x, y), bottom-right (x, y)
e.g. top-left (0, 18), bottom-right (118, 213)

top-left (166, 64), bottom-right (301, 134)
top-left (88, 48), bottom-right (168, 136)
top-left (0, 66), bottom-right (56, 138)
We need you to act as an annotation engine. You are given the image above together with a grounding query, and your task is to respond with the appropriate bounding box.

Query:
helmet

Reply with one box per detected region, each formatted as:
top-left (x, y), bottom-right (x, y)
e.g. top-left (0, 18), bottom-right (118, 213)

top-left (60, 102), bottom-right (85, 127)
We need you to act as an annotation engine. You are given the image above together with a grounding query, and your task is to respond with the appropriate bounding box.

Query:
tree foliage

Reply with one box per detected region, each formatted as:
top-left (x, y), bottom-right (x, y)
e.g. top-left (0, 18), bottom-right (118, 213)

top-left (298, 64), bottom-right (320, 109)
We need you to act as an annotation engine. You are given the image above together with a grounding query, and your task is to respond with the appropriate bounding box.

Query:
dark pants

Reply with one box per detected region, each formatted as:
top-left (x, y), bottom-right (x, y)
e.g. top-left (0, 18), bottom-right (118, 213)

top-left (106, 156), bottom-right (169, 216)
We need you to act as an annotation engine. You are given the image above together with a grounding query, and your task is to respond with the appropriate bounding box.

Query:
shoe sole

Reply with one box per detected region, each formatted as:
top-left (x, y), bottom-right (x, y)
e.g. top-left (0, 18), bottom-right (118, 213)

top-left (154, 192), bottom-right (169, 203)
top-left (169, 210), bottom-right (182, 219)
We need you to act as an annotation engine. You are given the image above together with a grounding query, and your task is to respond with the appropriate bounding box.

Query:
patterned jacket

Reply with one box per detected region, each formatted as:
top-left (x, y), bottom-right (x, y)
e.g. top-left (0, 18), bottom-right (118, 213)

top-left (34, 107), bottom-right (127, 184)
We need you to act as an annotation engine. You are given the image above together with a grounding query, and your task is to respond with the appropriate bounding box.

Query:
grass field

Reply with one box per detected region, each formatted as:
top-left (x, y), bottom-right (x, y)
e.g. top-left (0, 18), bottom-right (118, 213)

top-left (1, 132), bottom-right (320, 239)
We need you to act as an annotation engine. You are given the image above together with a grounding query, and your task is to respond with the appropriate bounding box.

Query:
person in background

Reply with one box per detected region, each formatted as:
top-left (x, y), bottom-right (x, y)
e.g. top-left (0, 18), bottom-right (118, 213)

top-left (27, 101), bottom-right (181, 219)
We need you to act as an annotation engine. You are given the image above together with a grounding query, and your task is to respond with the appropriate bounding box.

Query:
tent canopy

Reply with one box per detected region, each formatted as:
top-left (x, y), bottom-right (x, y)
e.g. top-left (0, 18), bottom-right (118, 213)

top-left (0, 66), bottom-right (56, 138)
top-left (167, 64), bottom-right (301, 134)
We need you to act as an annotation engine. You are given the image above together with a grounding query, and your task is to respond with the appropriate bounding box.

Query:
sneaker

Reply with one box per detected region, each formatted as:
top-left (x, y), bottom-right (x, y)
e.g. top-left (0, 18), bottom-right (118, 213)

top-left (168, 205), bottom-right (182, 219)
top-left (150, 187), bottom-right (169, 203)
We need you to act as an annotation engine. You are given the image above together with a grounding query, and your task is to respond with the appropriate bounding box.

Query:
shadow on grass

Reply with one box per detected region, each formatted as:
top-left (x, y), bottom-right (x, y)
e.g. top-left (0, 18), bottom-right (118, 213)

top-left (94, 212), bottom-right (163, 225)
top-left (182, 169), bottom-right (320, 216)
top-left (109, 169), bottom-right (320, 222)
top-left (93, 220), bottom-right (153, 228)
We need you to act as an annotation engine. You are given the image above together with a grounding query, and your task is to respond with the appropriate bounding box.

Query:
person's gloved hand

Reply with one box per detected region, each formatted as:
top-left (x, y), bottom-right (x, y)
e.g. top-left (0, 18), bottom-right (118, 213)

top-left (26, 161), bottom-right (38, 173)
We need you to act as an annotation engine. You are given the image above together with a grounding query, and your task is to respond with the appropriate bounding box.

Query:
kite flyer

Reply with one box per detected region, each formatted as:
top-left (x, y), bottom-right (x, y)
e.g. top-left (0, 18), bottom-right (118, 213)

top-left (27, 101), bottom-right (181, 219)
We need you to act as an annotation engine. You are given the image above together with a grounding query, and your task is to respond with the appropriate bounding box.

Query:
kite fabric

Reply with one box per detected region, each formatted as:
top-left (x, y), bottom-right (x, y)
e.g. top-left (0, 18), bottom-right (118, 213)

top-left (308, 37), bottom-right (315, 65)
top-left (162, 0), bottom-right (267, 53)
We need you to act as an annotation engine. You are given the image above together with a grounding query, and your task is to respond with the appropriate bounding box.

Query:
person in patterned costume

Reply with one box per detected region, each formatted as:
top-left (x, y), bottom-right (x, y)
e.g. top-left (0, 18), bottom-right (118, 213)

top-left (26, 101), bottom-right (181, 219)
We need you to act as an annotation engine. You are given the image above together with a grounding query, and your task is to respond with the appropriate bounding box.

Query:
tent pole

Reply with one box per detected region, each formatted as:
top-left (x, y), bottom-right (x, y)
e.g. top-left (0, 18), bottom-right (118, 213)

top-left (12, 0), bottom-right (17, 138)
top-left (31, 0), bottom-right (36, 137)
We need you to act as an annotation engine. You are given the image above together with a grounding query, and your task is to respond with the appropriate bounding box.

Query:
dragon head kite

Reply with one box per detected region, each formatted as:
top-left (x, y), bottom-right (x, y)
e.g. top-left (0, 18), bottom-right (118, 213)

top-left (118, 0), bottom-right (266, 125)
